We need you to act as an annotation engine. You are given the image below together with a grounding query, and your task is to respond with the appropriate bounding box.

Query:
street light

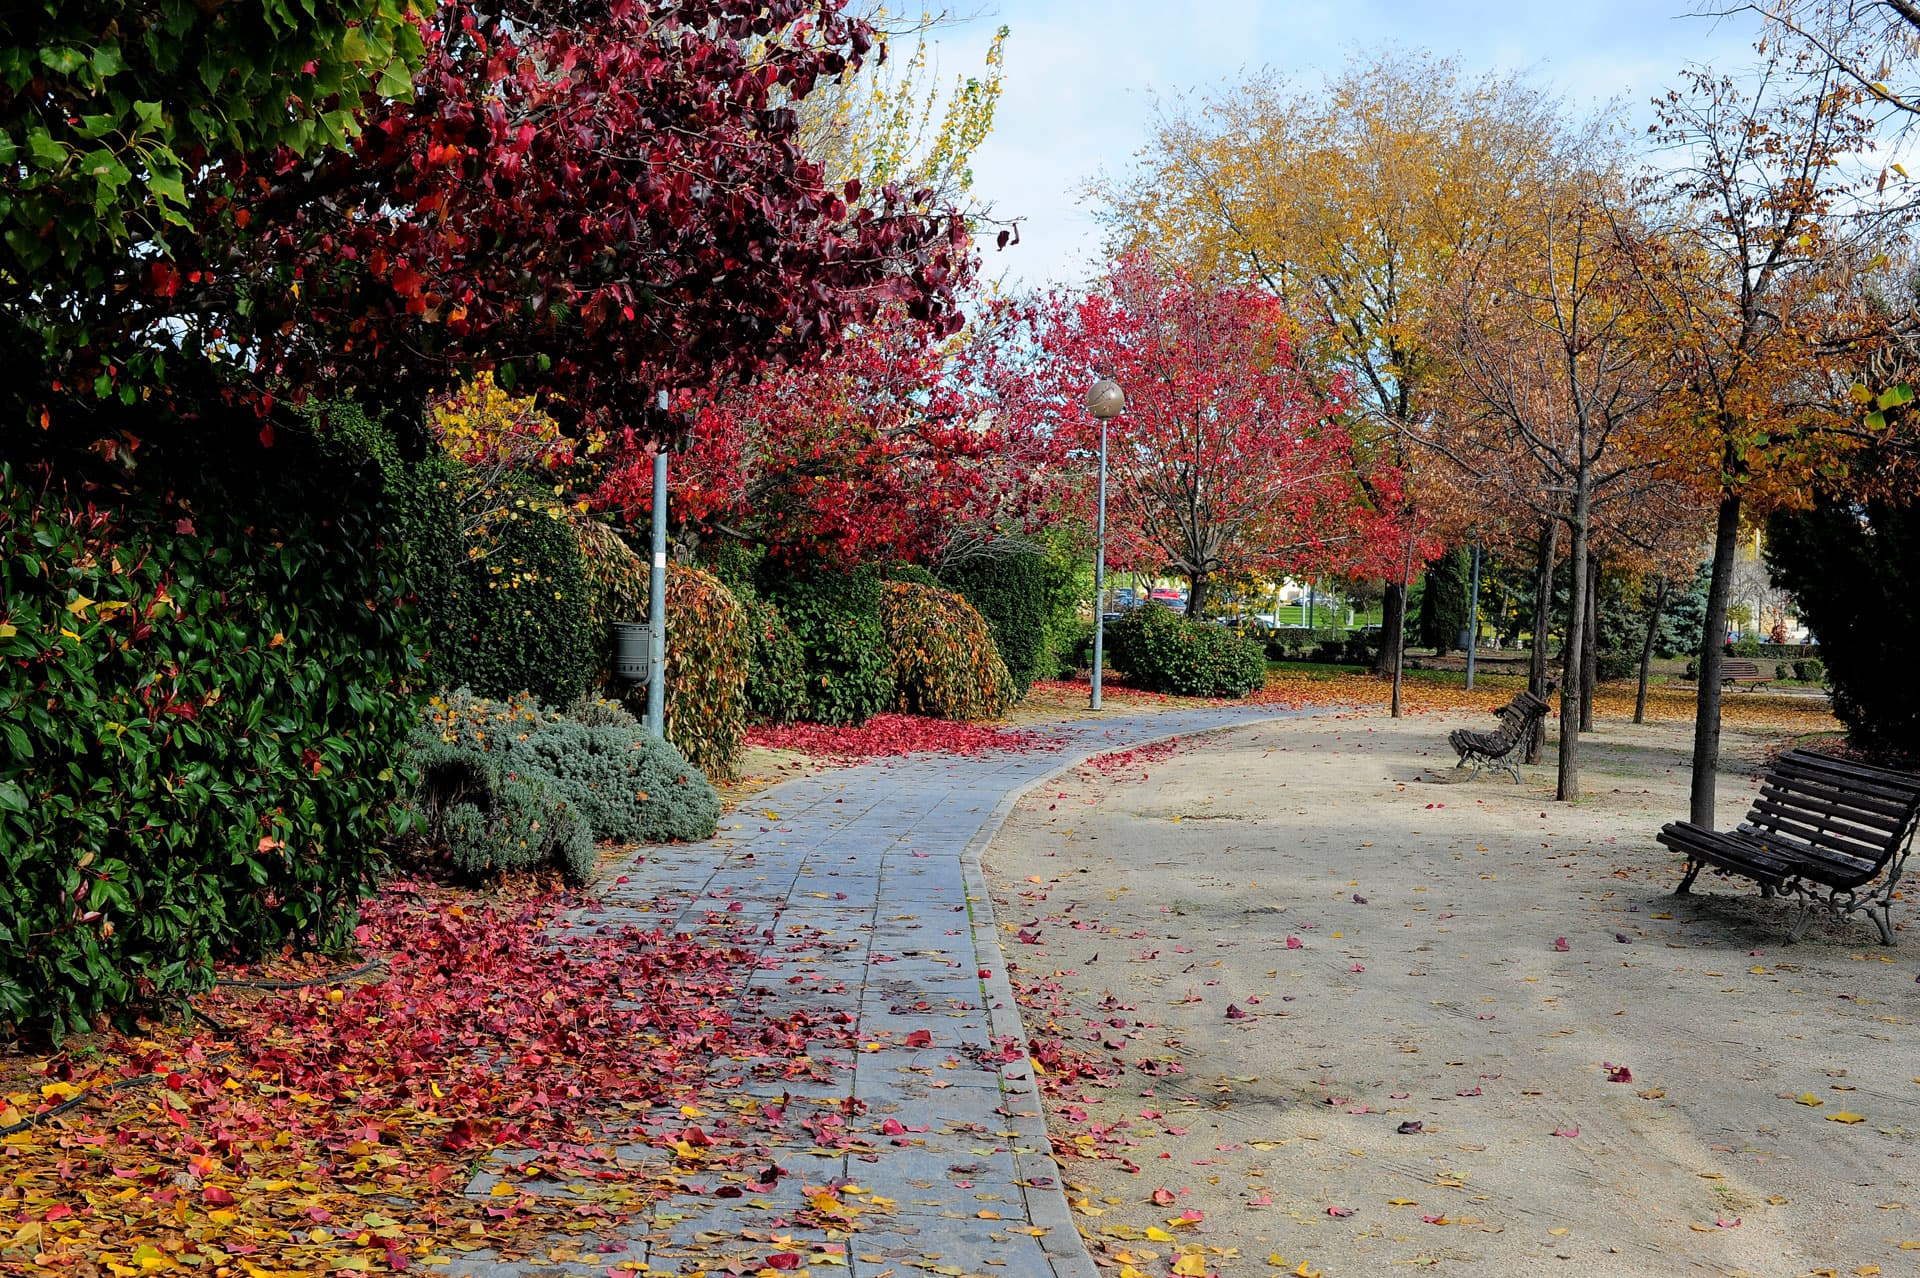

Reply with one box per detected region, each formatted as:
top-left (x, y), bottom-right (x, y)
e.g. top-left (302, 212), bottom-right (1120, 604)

top-left (1086, 377), bottom-right (1124, 709)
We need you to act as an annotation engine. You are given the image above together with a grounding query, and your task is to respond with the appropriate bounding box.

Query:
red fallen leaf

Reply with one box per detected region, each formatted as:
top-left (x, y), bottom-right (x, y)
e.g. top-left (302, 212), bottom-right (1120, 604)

top-left (679, 1126), bottom-right (712, 1147)
top-left (1396, 1120), bottom-right (1424, 1135)
top-left (1327, 1204), bottom-right (1354, 1217)
top-left (1551, 1126), bottom-right (1580, 1138)
top-left (1285, 936), bottom-right (1303, 950)
top-left (1605, 1064), bottom-right (1632, 1083)
top-left (1151, 1187), bottom-right (1177, 1206)
top-left (202, 1185), bottom-right (236, 1205)
top-left (767, 1253), bottom-right (803, 1271)
top-left (1715, 1216), bottom-right (1741, 1228)
top-left (1552, 936), bottom-right (1570, 952)
top-left (1225, 1004), bottom-right (1247, 1019)
top-left (880, 1118), bottom-right (907, 1135)
top-left (1178, 1209), bottom-right (1204, 1222)
top-left (904, 1029), bottom-right (933, 1048)
top-left (384, 1245), bottom-right (411, 1271)
top-left (42, 1205), bottom-right (72, 1222)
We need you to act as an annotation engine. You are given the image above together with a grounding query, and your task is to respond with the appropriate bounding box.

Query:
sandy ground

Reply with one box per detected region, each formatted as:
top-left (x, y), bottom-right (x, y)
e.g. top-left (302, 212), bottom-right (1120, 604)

top-left (983, 708), bottom-right (1920, 1278)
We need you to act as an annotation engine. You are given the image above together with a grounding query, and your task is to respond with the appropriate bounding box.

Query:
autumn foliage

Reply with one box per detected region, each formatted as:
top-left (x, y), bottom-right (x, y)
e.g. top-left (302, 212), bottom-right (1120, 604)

top-left (879, 581), bottom-right (1015, 721)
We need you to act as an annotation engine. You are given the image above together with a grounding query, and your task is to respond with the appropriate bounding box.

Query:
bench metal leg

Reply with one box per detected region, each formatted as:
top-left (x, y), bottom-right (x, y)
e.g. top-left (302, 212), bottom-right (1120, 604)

top-left (1674, 860), bottom-right (1701, 895)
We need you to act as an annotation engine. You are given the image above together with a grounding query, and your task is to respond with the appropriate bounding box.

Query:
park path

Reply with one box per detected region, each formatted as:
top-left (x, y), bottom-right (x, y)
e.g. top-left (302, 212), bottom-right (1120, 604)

top-left (469, 703), bottom-right (1320, 1278)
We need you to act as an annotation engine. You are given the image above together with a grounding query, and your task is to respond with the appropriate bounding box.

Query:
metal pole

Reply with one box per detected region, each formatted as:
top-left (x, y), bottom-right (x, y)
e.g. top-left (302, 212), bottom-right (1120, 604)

top-left (1465, 538), bottom-right (1482, 691)
top-left (1307, 579), bottom-right (1315, 630)
top-left (1391, 534), bottom-right (1414, 719)
top-left (646, 446), bottom-right (668, 739)
top-left (1090, 417), bottom-right (1108, 711)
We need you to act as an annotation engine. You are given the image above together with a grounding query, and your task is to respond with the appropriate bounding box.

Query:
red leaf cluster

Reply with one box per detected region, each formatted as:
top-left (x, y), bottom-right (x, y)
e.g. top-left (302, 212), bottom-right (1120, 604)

top-left (744, 712), bottom-right (1065, 764)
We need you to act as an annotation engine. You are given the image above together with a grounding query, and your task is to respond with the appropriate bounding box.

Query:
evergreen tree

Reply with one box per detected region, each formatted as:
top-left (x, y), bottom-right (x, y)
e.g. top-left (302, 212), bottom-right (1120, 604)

top-left (1417, 546), bottom-right (1474, 655)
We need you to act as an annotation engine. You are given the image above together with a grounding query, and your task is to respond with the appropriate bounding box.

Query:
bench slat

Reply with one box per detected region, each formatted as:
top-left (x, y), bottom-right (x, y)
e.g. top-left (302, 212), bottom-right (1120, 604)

top-left (1776, 753), bottom-right (1920, 807)
top-left (1750, 793), bottom-right (1906, 843)
top-left (1760, 776), bottom-right (1916, 827)
top-left (1742, 806), bottom-right (1889, 861)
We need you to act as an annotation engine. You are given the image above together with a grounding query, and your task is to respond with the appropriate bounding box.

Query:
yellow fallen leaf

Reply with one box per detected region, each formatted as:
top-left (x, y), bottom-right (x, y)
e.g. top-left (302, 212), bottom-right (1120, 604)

top-left (1828, 1111), bottom-right (1867, 1124)
top-left (1295, 1263), bottom-right (1322, 1278)
top-left (976, 1210), bottom-right (1001, 1220)
top-left (1549, 1228), bottom-right (1569, 1236)
top-left (1388, 1197), bottom-right (1418, 1207)
top-left (1120, 1268), bottom-right (1150, 1278)
top-left (489, 1182), bottom-right (516, 1197)
top-left (1796, 1093), bottom-right (1825, 1107)
top-left (1145, 1226), bottom-right (1177, 1243)
top-left (1856, 1266), bottom-right (1881, 1275)
top-left (1173, 1257), bottom-right (1207, 1277)
top-left (1267, 1257), bottom-right (1288, 1269)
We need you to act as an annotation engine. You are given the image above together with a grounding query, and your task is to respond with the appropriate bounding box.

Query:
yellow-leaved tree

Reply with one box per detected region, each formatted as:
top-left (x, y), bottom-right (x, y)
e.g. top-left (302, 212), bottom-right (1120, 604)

top-left (1092, 50), bottom-right (1565, 680)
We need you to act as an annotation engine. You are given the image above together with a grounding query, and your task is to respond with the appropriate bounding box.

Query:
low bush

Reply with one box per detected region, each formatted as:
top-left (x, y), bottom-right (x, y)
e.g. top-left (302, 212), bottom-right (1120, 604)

top-left (1106, 607), bottom-right (1268, 697)
top-left (940, 552), bottom-right (1048, 697)
top-left (760, 563), bottom-right (895, 725)
top-left (0, 408), bottom-right (446, 1036)
top-left (1594, 650), bottom-right (1639, 683)
top-left (1795, 657), bottom-right (1827, 684)
top-left (880, 581), bottom-right (1015, 720)
top-left (406, 690), bottom-right (720, 876)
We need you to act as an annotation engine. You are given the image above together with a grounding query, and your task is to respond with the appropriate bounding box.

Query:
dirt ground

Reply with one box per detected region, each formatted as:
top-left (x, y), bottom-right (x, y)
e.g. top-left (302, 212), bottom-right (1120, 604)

top-left (983, 707), bottom-right (1920, 1278)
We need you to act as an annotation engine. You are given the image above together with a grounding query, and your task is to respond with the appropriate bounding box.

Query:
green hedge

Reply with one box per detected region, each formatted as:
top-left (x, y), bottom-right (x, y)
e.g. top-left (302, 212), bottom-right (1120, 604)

top-left (739, 586), bottom-right (809, 725)
top-left (940, 553), bottom-right (1048, 697)
top-left (1106, 606), bottom-right (1267, 697)
top-left (759, 563), bottom-right (895, 725)
top-left (0, 413), bottom-right (446, 1036)
top-left (437, 478), bottom-right (594, 707)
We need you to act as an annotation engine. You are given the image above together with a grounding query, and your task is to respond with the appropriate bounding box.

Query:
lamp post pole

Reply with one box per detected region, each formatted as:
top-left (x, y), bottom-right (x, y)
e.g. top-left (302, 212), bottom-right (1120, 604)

top-left (1465, 537), bottom-right (1482, 691)
top-left (1086, 378), bottom-right (1125, 710)
top-left (646, 391), bottom-right (670, 740)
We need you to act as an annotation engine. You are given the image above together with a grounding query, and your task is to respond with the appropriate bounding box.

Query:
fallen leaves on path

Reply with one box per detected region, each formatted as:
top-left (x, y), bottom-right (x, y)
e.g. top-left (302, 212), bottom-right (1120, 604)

top-left (744, 713), bottom-right (1065, 763)
top-left (1, 877), bottom-right (887, 1274)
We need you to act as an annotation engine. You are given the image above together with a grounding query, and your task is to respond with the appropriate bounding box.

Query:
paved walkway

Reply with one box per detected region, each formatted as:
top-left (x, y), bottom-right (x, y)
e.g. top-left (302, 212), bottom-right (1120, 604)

top-left (463, 704), bottom-right (1319, 1278)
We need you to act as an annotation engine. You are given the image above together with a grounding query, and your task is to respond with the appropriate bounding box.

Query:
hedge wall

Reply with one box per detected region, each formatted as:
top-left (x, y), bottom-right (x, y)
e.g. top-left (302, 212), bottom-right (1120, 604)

top-left (880, 581), bottom-right (1015, 720)
top-left (940, 552), bottom-right (1048, 697)
top-left (1106, 606), bottom-right (1267, 697)
top-left (759, 563), bottom-right (895, 725)
top-left (0, 412), bottom-right (446, 1035)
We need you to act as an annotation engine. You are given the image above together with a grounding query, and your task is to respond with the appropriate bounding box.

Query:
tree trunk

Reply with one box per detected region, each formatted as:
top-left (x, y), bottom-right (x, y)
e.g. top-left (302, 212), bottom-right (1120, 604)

top-left (1526, 518), bottom-right (1558, 764)
top-left (1580, 554), bottom-right (1599, 733)
top-left (1186, 572), bottom-right (1209, 618)
top-left (1634, 577), bottom-right (1669, 725)
top-left (1690, 493), bottom-right (1743, 826)
top-left (1557, 484), bottom-right (1591, 802)
top-left (1374, 581), bottom-right (1408, 677)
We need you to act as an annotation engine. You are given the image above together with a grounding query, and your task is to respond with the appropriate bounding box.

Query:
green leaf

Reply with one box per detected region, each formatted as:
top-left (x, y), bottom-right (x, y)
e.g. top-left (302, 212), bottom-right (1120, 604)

top-left (374, 58), bottom-right (415, 100)
top-left (1866, 410), bottom-right (1888, 431)
top-left (26, 129), bottom-right (67, 167)
top-left (91, 43), bottom-right (125, 79)
top-left (1874, 384), bottom-right (1913, 410)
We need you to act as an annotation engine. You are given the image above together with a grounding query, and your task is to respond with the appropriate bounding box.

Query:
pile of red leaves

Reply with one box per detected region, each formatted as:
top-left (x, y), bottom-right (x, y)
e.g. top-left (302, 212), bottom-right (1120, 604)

top-left (744, 712), bottom-right (1064, 764)
top-left (0, 879), bottom-right (882, 1272)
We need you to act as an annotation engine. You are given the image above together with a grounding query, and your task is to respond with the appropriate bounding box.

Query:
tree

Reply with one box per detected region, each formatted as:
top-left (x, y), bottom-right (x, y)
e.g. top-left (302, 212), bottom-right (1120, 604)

top-left (17, 0), bottom-right (973, 459)
top-left (1624, 52), bottom-right (1905, 824)
top-left (1423, 182), bottom-right (1678, 800)
top-left (995, 256), bottom-right (1410, 617)
top-left (1093, 50), bottom-right (1564, 671)
top-left (1417, 547), bottom-right (1474, 655)
top-left (595, 306), bottom-right (1063, 566)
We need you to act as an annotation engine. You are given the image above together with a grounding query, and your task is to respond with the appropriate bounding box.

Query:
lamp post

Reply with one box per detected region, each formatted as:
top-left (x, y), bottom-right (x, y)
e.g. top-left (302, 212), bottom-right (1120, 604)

top-left (1086, 377), bottom-right (1125, 710)
top-left (646, 389), bottom-right (671, 740)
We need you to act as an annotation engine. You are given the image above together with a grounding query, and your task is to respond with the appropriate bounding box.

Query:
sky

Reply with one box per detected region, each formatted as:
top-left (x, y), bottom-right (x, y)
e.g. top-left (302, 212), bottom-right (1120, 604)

top-left (916, 1), bottom-right (1771, 288)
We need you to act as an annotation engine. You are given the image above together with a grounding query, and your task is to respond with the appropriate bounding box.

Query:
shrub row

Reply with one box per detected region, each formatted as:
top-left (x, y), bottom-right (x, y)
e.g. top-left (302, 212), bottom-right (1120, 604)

top-left (1107, 607), bottom-right (1268, 697)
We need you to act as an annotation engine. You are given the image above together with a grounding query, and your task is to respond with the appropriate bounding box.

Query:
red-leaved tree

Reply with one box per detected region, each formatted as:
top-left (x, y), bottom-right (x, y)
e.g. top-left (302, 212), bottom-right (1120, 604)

top-left (596, 306), bottom-right (1066, 566)
top-left (992, 257), bottom-right (1411, 615)
top-left (51, 0), bottom-right (972, 453)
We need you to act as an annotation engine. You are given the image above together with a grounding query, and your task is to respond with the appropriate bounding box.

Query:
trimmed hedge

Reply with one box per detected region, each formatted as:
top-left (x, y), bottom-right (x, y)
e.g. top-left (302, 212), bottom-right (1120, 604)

top-left (760, 563), bottom-right (895, 725)
top-left (0, 411), bottom-right (446, 1036)
top-left (880, 581), bottom-right (1015, 720)
top-left (439, 478), bottom-right (594, 707)
top-left (576, 522), bottom-right (750, 779)
top-left (940, 553), bottom-right (1048, 697)
top-left (1106, 606), bottom-right (1267, 697)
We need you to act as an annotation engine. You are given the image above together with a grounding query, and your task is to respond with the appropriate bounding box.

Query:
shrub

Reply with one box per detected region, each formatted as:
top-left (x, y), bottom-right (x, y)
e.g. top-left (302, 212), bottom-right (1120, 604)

top-left (880, 581), bottom-right (1016, 720)
top-left (882, 562), bottom-right (941, 588)
top-left (1795, 657), bottom-right (1827, 684)
top-left (438, 478), bottom-right (595, 706)
top-left (1728, 637), bottom-right (1764, 658)
top-left (566, 691), bottom-right (638, 727)
top-left (1106, 607), bottom-right (1268, 697)
top-left (445, 777), bottom-right (594, 885)
top-left (576, 523), bottom-right (750, 779)
top-left (1768, 492), bottom-right (1919, 757)
top-left (940, 552), bottom-right (1049, 697)
top-left (1594, 650), bottom-right (1638, 683)
top-left (760, 563), bottom-right (895, 725)
top-left (409, 690), bottom-right (720, 859)
top-left (740, 587), bottom-right (809, 725)
top-left (0, 411), bottom-right (444, 1036)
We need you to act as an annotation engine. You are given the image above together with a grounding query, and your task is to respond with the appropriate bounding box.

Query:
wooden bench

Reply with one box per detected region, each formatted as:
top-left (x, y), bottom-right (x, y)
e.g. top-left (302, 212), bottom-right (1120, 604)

top-left (1447, 690), bottom-right (1552, 784)
top-left (1658, 750), bottom-right (1920, 945)
top-left (1718, 657), bottom-right (1774, 690)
